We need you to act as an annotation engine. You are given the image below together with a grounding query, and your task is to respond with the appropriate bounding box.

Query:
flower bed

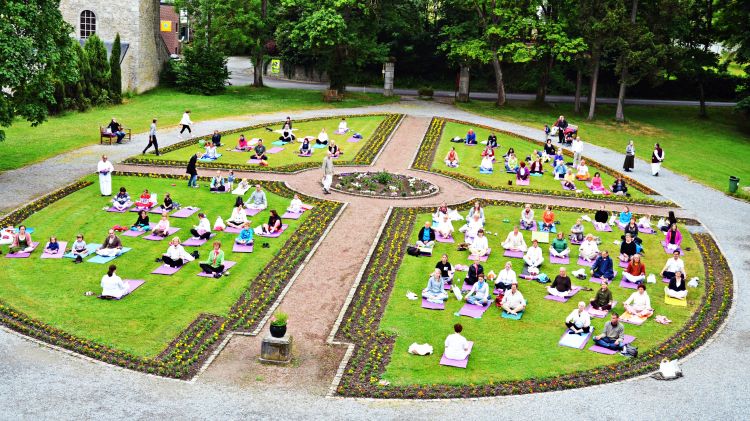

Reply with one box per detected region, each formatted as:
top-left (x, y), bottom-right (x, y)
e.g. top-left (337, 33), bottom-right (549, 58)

top-left (412, 118), bottom-right (675, 207)
top-left (332, 171), bottom-right (438, 198)
top-left (0, 173), bottom-right (342, 380)
top-left (333, 201), bottom-right (731, 398)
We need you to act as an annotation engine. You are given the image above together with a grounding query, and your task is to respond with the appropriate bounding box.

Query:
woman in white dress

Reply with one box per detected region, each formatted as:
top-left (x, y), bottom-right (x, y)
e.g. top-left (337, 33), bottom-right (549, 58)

top-left (97, 155), bottom-right (114, 196)
top-left (101, 265), bottom-right (129, 299)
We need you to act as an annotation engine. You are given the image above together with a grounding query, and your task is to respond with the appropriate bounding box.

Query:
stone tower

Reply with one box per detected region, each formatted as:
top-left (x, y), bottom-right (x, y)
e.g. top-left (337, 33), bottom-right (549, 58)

top-left (59, 0), bottom-right (169, 93)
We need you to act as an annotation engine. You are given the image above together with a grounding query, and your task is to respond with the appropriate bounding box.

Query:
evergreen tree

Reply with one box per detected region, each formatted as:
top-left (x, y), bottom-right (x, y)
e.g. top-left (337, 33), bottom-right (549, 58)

top-left (72, 41), bottom-right (92, 110)
top-left (84, 34), bottom-right (111, 104)
top-left (110, 33), bottom-right (122, 104)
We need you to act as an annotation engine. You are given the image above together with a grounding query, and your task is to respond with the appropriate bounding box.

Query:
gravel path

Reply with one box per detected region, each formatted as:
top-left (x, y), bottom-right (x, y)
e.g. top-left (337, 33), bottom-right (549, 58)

top-left (1, 100), bottom-right (748, 419)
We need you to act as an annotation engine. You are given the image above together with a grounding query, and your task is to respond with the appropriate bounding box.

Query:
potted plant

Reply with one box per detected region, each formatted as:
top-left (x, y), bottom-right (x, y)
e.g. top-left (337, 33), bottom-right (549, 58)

top-left (269, 311), bottom-right (288, 338)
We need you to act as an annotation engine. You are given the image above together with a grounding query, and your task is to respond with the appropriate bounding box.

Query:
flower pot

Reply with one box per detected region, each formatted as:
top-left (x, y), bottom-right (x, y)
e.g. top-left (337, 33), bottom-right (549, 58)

top-left (270, 324), bottom-right (287, 338)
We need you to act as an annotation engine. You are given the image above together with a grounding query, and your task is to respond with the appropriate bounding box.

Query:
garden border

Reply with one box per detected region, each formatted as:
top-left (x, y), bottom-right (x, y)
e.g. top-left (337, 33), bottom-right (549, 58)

top-left (331, 172), bottom-right (440, 199)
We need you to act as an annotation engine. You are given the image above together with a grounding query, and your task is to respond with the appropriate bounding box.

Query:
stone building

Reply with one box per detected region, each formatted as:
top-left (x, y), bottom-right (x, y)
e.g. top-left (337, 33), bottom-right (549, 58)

top-left (59, 0), bottom-right (169, 93)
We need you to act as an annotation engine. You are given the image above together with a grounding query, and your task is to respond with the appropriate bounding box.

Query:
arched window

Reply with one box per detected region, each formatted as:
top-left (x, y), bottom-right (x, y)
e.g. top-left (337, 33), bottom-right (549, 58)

top-left (80, 10), bottom-right (96, 39)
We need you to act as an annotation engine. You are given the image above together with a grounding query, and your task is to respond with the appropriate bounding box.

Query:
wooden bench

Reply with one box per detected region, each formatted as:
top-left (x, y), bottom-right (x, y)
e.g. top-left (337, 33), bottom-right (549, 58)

top-left (323, 89), bottom-right (343, 102)
top-left (100, 126), bottom-right (132, 145)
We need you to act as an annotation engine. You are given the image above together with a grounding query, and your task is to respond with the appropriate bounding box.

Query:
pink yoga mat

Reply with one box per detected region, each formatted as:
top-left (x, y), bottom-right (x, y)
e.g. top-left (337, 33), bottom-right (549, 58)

top-left (183, 234), bottom-right (215, 247)
top-left (503, 249), bottom-right (524, 258)
top-left (594, 224), bottom-right (612, 232)
top-left (40, 241), bottom-right (68, 259)
top-left (436, 233), bottom-right (455, 243)
top-left (560, 181), bottom-right (576, 191)
top-left (638, 226), bottom-right (655, 234)
top-left (468, 251), bottom-right (490, 262)
top-left (245, 207), bottom-right (263, 216)
top-left (461, 282), bottom-right (473, 292)
top-left (5, 242), bottom-right (40, 258)
top-left (589, 335), bottom-right (635, 354)
top-left (421, 298), bottom-right (445, 310)
top-left (619, 277), bottom-right (639, 289)
top-left (107, 206), bottom-right (129, 213)
top-left (100, 279), bottom-right (145, 300)
top-left (121, 229), bottom-right (146, 238)
top-left (571, 238), bottom-right (583, 245)
top-left (334, 129), bottom-right (349, 135)
top-left (281, 210), bottom-right (306, 220)
top-left (197, 260), bottom-right (237, 277)
top-left (148, 207), bottom-right (169, 215)
top-left (172, 207), bottom-right (199, 218)
top-left (662, 241), bottom-right (683, 255)
top-left (458, 302), bottom-right (491, 319)
top-left (558, 330), bottom-right (593, 349)
top-left (618, 260), bottom-right (629, 269)
top-left (577, 256), bottom-right (595, 267)
top-left (544, 286), bottom-right (582, 303)
top-left (232, 242), bottom-right (254, 253)
top-left (549, 255), bottom-right (570, 265)
top-left (223, 226), bottom-right (243, 234)
top-left (151, 264), bottom-right (187, 275)
top-left (257, 224), bottom-right (288, 238)
top-left (516, 178), bottom-right (530, 186)
top-left (267, 146), bottom-right (285, 154)
top-left (143, 228), bottom-right (179, 241)
top-left (247, 159), bottom-right (262, 165)
top-left (440, 342), bottom-right (474, 368)
top-left (586, 301), bottom-right (618, 318)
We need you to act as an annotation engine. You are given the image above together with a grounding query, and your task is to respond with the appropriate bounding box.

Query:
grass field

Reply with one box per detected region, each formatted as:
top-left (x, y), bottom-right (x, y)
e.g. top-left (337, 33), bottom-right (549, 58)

top-left (0, 175), bottom-right (308, 357)
top-left (139, 115), bottom-right (385, 168)
top-left (380, 206), bottom-right (704, 385)
top-left (432, 121), bottom-right (650, 200)
top-left (0, 87), bottom-right (398, 172)
top-left (457, 101), bottom-right (750, 199)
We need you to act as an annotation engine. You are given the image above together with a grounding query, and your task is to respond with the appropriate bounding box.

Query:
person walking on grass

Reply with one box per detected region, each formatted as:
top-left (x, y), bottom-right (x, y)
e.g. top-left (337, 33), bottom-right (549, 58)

top-left (322, 152), bottom-right (334, 194)
top-left (179, 110), bottom-right (193, 139)
top-left (623, 140), bottom-right (635, 172)
top-left (186, 152), bottom-right (199, 188)
top-left (142, 118), bottom-right (159, 155)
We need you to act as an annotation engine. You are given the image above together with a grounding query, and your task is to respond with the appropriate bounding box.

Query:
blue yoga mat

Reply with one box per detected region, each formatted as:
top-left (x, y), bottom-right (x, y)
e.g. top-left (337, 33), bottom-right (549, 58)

top-left (63, 244), bottom-right (100, 259)
top-left (312, 144), bottom-right (328, 149)
top-left (87, 247), bottom-right (132, 264)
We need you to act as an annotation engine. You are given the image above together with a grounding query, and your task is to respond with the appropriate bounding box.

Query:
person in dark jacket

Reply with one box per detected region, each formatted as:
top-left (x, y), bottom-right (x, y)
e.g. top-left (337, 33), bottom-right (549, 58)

top-left (619, 234), bottom-right (638, 262)
top-left (464, 262), bottom-right (484, 286)
top-left (187, 152), bottom-right (199, 188)
top-left (211, 130), bottom-right (222, 147)
top-left (554, 115), bottom-right (568, 143)
top-left (592, 250), bottom-right (615, 280)
top-left (416, 221), bottom-right (436, 248)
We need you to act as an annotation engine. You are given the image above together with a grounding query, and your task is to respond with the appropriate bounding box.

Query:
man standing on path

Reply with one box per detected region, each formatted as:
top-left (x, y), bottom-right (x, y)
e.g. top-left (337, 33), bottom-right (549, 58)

top-left (187, 152), bottom-right (199, 188)
top-left (97, 155), bottom-right (114, 196)
top-left (322, 152), bottom-right (334, 194)
top-left (571, 136), bottom-right (583, 168)
top-left (143, 118), bottom-right (159, 156)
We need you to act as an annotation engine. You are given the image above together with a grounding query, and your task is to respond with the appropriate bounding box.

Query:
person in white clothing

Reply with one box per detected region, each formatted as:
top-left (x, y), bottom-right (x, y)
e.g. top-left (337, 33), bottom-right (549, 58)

top-left (190, 213), bottom-right (212, 240)
top-left (501, 281), bottom-right (526, 314)
top-left (232, 179), bottom-right (251, 195)
top-left (469, 229), bottom-right (490, 257)
top-left (100, 265), bottom-right (129, 299)
top-left (337, 118), bottom-right (348, 133)
top-left (226, 205), bottom-right (248, 228)
top-left (435, 214), bottom-right (455, 239)
top-left (161, 237), bottom-right (195, 268)
top-left (460, 212), bottom-right (483, 242)
top-left (178, 110), bottom-right (193, 138)
top-left (316, 128), bottom-right (329, 145)
top-left (660, 251), bottom-right (686, 280)
top-left (565, 301), bottom-right (592, 334)
top-left (466, 201), bottom-right (485, 224)
top-left (465, 274), bottom-right (490, 305)
top-left (579, 234), bottom-right (600, 261)
top-left (571, 137), bottom-right (583, 167)
top-left (444, 324), bottom-right (471, 360)
top-left (519, 204), bottom-right (535, 230)
top-left (287, 194), bottom-right (304, 214)
top-left (495, 261), bottom-right (517, 291)
top-left (247, 185), bottom-right (268, 210)
top-left (97, 155), bottom-right (114, 196)
top-left (152, 213), bottom-right (171, 237)
top-left (523, 239), bottom-right (544, 270)
top-left (502, 226), bottom-right (527, 251)
top-left (422, 269), bottom-right (449, 302)
top-left (322, 152), bottom-right (334, 194)
top-left (651, 143), bottom-right (665, 176)
top-left (624, 284), bottom-right (653, 317)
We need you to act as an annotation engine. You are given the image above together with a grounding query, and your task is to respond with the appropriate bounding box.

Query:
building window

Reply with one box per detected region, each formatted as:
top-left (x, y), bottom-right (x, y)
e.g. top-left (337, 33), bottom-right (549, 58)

top-left (80, 10), bottom-right (96, 39)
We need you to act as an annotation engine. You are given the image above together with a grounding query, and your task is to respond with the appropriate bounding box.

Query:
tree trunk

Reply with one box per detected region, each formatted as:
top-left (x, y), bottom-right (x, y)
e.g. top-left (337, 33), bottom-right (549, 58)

top-left (616, 0), bottom-right (639, 123)
top-left (536, 54), bottom-right (554, 104)
top-left (252, 49), bottom-right (264, 87)
top-left (574, 68), bottom-right (582, 114)
top-left (698, 80), bottom-right (707, 118)
top-left (587, 50), bottom-right (600, 120)
top-left (491, 52), bottom-right (506, 106)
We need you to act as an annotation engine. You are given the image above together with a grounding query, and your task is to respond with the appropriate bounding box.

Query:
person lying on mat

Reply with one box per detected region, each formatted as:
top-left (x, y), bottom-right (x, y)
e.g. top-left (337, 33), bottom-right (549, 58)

top-left (664, 223), bottom-right (683, 251)
top-left (445, 323), bottom-right (471, 360)
top-left (660, 250), bottom-right (686, 281)
top-left (328, 141), bottom-right (342, 158)
top-left (135, 189), bottom-right (155, 210)
top-left (299, 138), bottom-right (312, 156)
top-left (237, 134), bottom-right (249, 151)
top-left (590, 281), bottom-right (614, 311)
top-left (465, 129), bottom-right (477, 145)
top-left (593, 312), bottom-right (625, 351)
top-left (101, 265), bottom-right (129, 299)
top-left (487, 132), bottom-right (498, 148)
top-left (623, 254), bottom-right (646, 284)
top-left (435, 214), bottom-right (455, 239)
top-left (529, 157), bottom-right (544, 174)
top-left (96, 229), bottom-right (123, 257)
top-left (575, 160), bottom-right (590, 181)
top-left (190, 213), bottom-right (212, 240)
top-left (44, 236), bottom-right (60, 255)
top-left (236, 222), bottom-right (254, 245)
top-left (444, 147), bottom-right (459, 167)
top-left (570, 219), bottom-right (585, 243)
top-left (209, 171), bottom-right (226, 192)
top-left (665, 271), bottom-right (688, 300)
top-left (611, 176), bottom-right (628, 195)
top-left (523, 239), bottom-right (544, 269)
top-left (468, 229), bottom-right (490, 257)
top-left (549, 232), bottom-right (570, 257)
top-left (520, 204), bottom-right (535, 230)
top-left (547, 267), bottom-right (573, 297)
top-left (579, 234), bottom-right (600, 261)
top-left (71, 234), bottom-right (90, 257)
top-left (554, 160), bottom-right (567, 180)
top-left (466, 201), bottom-right (485, 224)
top-left (465, 274), bottom-right (490, 305)
top-left (288, 194), bottom-right (304, 214)
top-left (8, 225), bottom-right (34, 254)
top-left (505, 153), bottom-right (519, 172)
top-left (435, 254), bottom-right (453, 284)
top-left (565, 302), bottom-right (592, 335)
top-left (227, 204), bottom-right (248, 228)
top-left (460, 212), bottom-right (483, 242)
top-left (501, 281), bottom-right (525, 315)
top-left (416, 221), bottom-right (436, 248)
top-left (252, 140), bottom-right (269, 163)
top-left (479, 151), bottom-right (494, 172)
top-left (152, 213), bottom-right (171, 237)
top-left (541, 205), bottom-right (555, 231)
top-left (162, 237), bottom-right (195, 268)
top-left (624, 284), bottom-right (653, 317)
top-left (160, 193), bottom-right (175, 212)
top-left (591, 250), bottom-right (615, 280)
top-left (260, 210), bottom-right (283, 234)
top-left (247, 185), bottom-right (268, 210)
top-left (618, 206), bottom-right (632, 226)
top-left (593, 204), bottom-right (609, 229)
top-left (563, 168), bottom-right (577, 190)
top-left (200, 241), bottom-right (228, 279)
top-left (619, 234), bottom-right (638, 262)
top-left (464, 261), bottom-right (484, 286)
top-left (495, 261), bottom-right (517, 291)
top-left (316, 128), bottom-right (329, 145)
top-left (516, 161), bottom-right (530, 181)
top-left (112, 187), bottom-right (132, 211)
top-left (423, 269), bottom-right (449, 302)
top-left (621, 219), bottom-right (642, 245)
top-left (132, 210), bottom-right (150, 232)
top-left (502, 226), bottom-right (527, 252)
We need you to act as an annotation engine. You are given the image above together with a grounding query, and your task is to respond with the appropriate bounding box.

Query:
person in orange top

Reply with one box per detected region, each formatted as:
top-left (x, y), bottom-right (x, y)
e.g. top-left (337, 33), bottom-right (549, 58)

top-left (623, 254), bottom-right (646, 284)
top-left (541, 205), bottom-right (555, 231)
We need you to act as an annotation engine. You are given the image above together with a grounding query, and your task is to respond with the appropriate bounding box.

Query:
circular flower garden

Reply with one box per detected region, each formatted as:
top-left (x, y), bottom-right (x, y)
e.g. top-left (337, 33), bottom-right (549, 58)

top-left (332, 171), bottom-right (439, 198)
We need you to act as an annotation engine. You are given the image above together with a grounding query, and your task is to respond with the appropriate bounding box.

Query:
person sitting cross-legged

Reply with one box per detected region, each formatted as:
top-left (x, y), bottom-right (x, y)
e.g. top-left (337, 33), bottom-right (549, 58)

top-left (665, 270), bottom-right (688, 300)
top-left (416, 221), bottom-right (436, 248)
top-left (162, 237), bottom-right (195, 268)
top-left (590, 281), bottom-right (614, 311)
top-left (299, 138), bottom-right (312, 156)
top-left (547, 267), bottom-right (573, 297)
top-left (502, 226), bottom-right (527, 252)
top-left (520, 204), bottom-right (535, 230)
top-left (226, 204), bottom-right (248, 228)
top-left (516, 161), bottom-right (530, 181)
top-left (591, 250), bottom-right (615, 281)
top-left (444, 323), bottom-right (471, 361)
top-left (9, 226), bottom-right (34, 254)
top-left (44, 236), bottom-right (60, 255)
top-left (152, 213), bottom-right (171, 237)
top-left (258, 210), bottom-right (283, 235)
top-left (579, 234), bottom-right (600, 261)
top-left (100, 264), bottom-right (129, 299)
top-left (423, 269), bottom-right (449, 302)
top-left (131, 210), bottom-right (150, 232)
top-left (465, 129), bottom-right (477, 145)
top-left (190, 213), bottom-right (212, 240)
top-left (252, 140), bottom-right (269, 165)
top-left (210, 171), bottom-right (226, 192)
top-left (593, 312), bottom-right (626, 352)
top-left (505, 153), bottom-right (519, 172)
top-left (501, 281), bottom-right (526, 315)
top-left (96, 229), bottom-right (122, 257)
top-left (623, 254), bottom-right (646, 284)
top-left (565, 301), bottom-right (592, 335)
top-left (444, 147), bottom-right (459, 167)
top-left (549, 232), bottom-right (570, 257)
top-left (495, 261), bottom-right (517, 291)
top-left (464, 261), bottom-right (484, 286)
top-left (465, 274), bottom-right (490, 305)
top-left (468, 229), bottom-right (490, 257)
top-left (661, 250), bottom-right (686, 281)
top-left (435, 254), bottom-right (453, 285)
top-left (112, 187), bottom-right (132, 211)
top-left (541, 205), bottom-right (555, 231)
top-left (563, 168), bottom-right (577, 190)
top-left (619, 233), bottom-right (638, 263)
top-left (247, 185), bottom-right (268, 210)
top-left (523, 239), bottom-right (544, 270)
top-left (435, 214), bottom-right (455, 239)
top-left (235, 222), bottom-right (254, 245)
top-left (664, 223), bottom-right (683, 252)
top-left (200, 241), bottom-right (228, 279)
top-left (624, 284), bottom-right (653, 318)
top-left (570, 219), bottom-right (585, 243)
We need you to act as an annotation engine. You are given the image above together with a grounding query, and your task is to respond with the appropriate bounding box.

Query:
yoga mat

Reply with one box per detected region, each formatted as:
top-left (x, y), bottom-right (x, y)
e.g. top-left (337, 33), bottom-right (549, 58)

top-left (434, 233), bottom-right (454, 243)
top-left (232, 242), bottom-right (254, 253)
top-left (99, 279), bottom-right (145, 300)
top-left (151, 263), bottom-right (187, 275)
top-left (172, 207), bottom-right (199, 218)
top-left (619, 276), bottom-right (639, 289)
top-left (245, 208), bottom-right (264, 216)
top-left (197, 260), bottom-right (237, 277)
top-left (297, 153), bottom-right (313, 157)
top-left (281, 210), bottom-right (305, 220)
top-left (87, 247), bottom-right (132, 264)
top-left (531, 231), bottom-right (549, 244)
top-left (257, 224), bottom-right (289, 238)
top-left (63, 243), bottom-right (100, 259)
top-left (618, 259), bottom-right (629, 269)
top-left (638, 226), bottom-right (655, 234)
top-left (586, 301), bottom-right (618, 318)
top-left (439, 342), bottom-right (474, 369)
top-left (520, 223), bottom-right (537, 231)
top-left (615, 221), bottom-right (628, 230)
top-left (620, 311), bottom-right (648, 325)
top-left (549, 255), bottom-right (570, 265)
top-left (560, 181), bottom-right (576, 191)
top-left (40, 241), bottom-right (68, 259)
top-left (468, 251), bottom-right (490, 262)
top-left (334, 129), bottom-right (349, 135)
top-left (5, 242), bottom-right (40, 259)
top-left (121, 229), bottom-right (146, 238)
top-left (148, 207), bottom-right (169, 215)
top-left (461, 282), bottom-right (474, 292)
top-left (544, 286), bottom-right (582, 303)
top-left (664, 294), bottom-right (688, 307)
top-left (247, 159), bottom-right (262, 165)
top-left (570, 237), bottom-right (583, 245)
top-left (516, 178), bottom-right (530, 186)
top-left (663, 277), bottom-right (671, 284)
top-left (589, 335), bottom-right (636, 355)
top-left (503, 249), bottom-right (524, 259)
top-left (267, 146), bottom-right (285, 154)
top-left (594, 224), bottom-right (612, 232)
top-left (421, 298), bottom-right (445, 310)
top-left (577, 256), bottom-right (596, 267)
top-left (130, 206), bottom-right (153, 213)
top-left (143, 228), bottom-right (179, 241)
top-left (313, 144), bottom-right (328, 149)
top-left (537, 221), bottom-right (557, 233)
top-left (183, 234), bottom-right (216, 247)
top-left (271, 141), bottom-right (285, 146)
top-left (559, 330), bottom-right (593, 349)
top-left (458, 302), bottom-right (491, 319)
top-left (107, 206), bottom-right (129, 213)
top-left (501, 310), bottom-right (524, 320)
top-left (590, 271), bottom-right (618, 284)
top-left (346, 136), bottom-right (360, 143)
top-left (479, 168), bottom-right (493, 174)
top-left (662, 241), bottom-right (684, 255)
top-left (223, 226), bottom-right (243, 234)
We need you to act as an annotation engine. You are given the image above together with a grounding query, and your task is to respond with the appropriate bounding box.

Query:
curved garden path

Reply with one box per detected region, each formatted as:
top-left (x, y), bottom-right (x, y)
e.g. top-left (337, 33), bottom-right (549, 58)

top-left (1, 100), bottom-right (749, 418)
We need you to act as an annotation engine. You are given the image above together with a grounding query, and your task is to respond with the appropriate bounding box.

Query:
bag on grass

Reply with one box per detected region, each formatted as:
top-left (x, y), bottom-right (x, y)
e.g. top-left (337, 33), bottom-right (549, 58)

top-left (407, 246), bottom-right (420, 256)
top-left (623, 344), bottom-right (638, 358)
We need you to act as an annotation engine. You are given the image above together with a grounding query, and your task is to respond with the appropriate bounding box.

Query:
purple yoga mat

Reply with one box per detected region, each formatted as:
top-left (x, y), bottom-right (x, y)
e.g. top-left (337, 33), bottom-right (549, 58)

top-left (151, 264), bottom-right (186, 275)
top-left (143, 228), bottom-right (179, 241)
top-left (439, 342), bottom-right (474, 368)
top-left (544, 286), bottom-right (582, 303)
top-left (232, 242), bottom-right (254, 253)
top-left (590, 271), bottom-right (617, 284)
top-left (245, 207), bottom-right (263, 216)
top-left (638, 226), bottom-right (655, 234)
top-left (521, 223), bottom-right (537, 231)
top-left (107, 206), bottom-right (129, 213)
top-left (570, 238), bottom-right (583, 245)
top-left (121, 229), bottom-right (146, 238)
top-left (100, 279), bottom-right (145, 300)
top-left (172, 207), bottom-right (199, 218)
top-left (558, 330), bottom-right (593, 349)
top-left (663, 277), bottom-right (671, 284)
top-left (577, 256), bottom-right (595, 267)
top-left (436, 233), bottom-right (455, 243)
top-left (40, 241), bottom-right (68, 259)
top-left (257, 224), bottom-right (289, 238)
top-left (618, 260), bottom-right (629, 269)
top-left (197, 260), bottom-right (237, 277)
top-left (589, 335), bottom-right (636, 354)
top-left (468, 251), bottom-right (490, 262)
top-left (5, 242), bottom-right (40, 258)
top-left (247, 159), bottom-right (262, 165)
top-left (183, 234), bottom-right (216, 247)
top-left (334, 129), bottom-right (349, 135)
top-left (148, 207), bottom-right (168, 215)
top-left (281, 210), bottom-right (305, 220)
top-left (267, 146), bottom-right (285, 154)
top-left (594, 223), bottom-right (612, 232)
top-left (503, 249), bottom-right (524, 258)
top-left (421, 298), bottom-right (445, 310)
top-left (619, 277), bottom-right (639, 289)
top-left (223, 226), bottom-right (242, 234)
top-left (516, 178), bottom-right (530, 186)
top-left (549, 255), bottom-right (570, 264)
top-left (586, 301), bottom-right (618, 318)
top-left (458, 302), bottom-right (490, 319)
top-left (461, 282), bottom-right (473, 292)
top-left (662, 241), bottom-right (683, 255)
top-left (346, 136), bottom-right (360, 143)
top-left (560, 181), bottom-right (576, 191)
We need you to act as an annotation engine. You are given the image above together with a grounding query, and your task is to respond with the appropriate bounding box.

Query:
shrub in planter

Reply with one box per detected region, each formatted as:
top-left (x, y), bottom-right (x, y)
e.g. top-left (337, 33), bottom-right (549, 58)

top-left (270, 311), bottom-right (288, 338)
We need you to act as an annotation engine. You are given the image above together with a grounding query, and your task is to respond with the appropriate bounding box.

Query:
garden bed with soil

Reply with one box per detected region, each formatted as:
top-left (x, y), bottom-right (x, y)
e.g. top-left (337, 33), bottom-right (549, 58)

top-left (332, 171), bottom-right (438, 198)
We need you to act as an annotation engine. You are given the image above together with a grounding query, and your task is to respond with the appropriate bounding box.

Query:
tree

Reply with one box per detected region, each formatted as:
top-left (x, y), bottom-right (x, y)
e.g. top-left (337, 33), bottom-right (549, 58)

top-left (110, 33), bottom-right (123, 104)
top-left (0, 0), bottom-right (76, 141)
top-left (174, 44), bottom-right (229, 95)
top-left (214, 0), bottom-right (273, 87)
top-left (71, 41), bottom-right (92, 110)
top-left (84, 35), bottom-right (111, 104)
top-left (716, 0), bottom-right (750, 115)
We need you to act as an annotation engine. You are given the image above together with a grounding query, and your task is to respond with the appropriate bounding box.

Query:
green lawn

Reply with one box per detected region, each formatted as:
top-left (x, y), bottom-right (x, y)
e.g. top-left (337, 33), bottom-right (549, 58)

top-left (380, 206), bottom-right (704, 385)
top-left (457, 101), bottom-right (750, 199)
top-left (0, 175), bottom-right (308, 357)
top-left (139, 115), bottom-right (385, 168)
top-left (433, 121), bottom-right (650, 200)
top-left (0, 87), bottom-right (398, 172)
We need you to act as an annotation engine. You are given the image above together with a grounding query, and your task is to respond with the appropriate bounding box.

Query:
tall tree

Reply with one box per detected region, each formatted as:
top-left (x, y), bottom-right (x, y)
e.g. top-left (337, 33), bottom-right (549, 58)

top-left (84, 35), bottom-right (111, 104)
top-left (214, 0), bottom-right (272, 87)
top-left (715, 0), bottom-right (750, 115)
top-left (110, 33), bottom-right (123, 104)
top-left (0, 0), bottom-right (75, 141)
